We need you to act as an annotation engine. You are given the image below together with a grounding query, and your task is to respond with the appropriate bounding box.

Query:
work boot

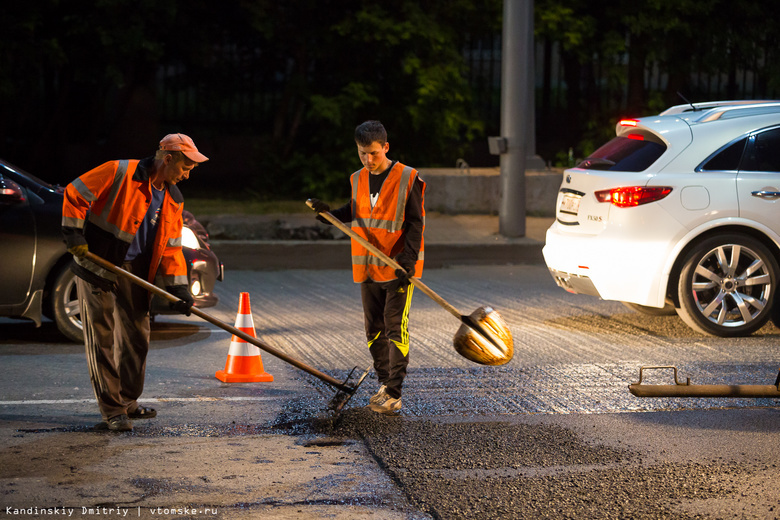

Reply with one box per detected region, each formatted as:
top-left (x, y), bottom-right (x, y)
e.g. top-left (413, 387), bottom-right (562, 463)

top-left (106, 414), bottom-right (133, 432)
top-left (369, 384), bottom-right (388, 405)
top-left (368, 394), bottom-right (401, 415)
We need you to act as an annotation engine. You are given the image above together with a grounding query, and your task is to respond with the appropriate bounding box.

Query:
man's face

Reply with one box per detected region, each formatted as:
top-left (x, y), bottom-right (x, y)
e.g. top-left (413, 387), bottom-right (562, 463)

top-left (163, 155), bottom-right (197, 185)
top-left (357, 141), bottom-right (389, 174)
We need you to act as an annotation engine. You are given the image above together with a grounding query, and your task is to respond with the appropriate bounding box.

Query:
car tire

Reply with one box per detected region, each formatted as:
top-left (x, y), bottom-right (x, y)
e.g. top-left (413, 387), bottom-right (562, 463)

top-left (772, 292), bottom-right (780, 329)
top-left (676, 234), bottom-right (778, 337)
top-left (621, 301), bottom-right (677, 316)
top-left (50, 264), bottom-right (84, 343)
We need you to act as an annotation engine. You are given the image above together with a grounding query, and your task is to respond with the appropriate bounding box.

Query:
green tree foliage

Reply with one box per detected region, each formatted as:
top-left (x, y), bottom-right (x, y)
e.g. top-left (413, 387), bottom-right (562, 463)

top-left (1, 1), bottom-right (176, 151)
top-left (0, 0), bottom-right (501, 199)
top-left (3, 1), bottom-right (779, 196)
top-left (233, 0), bottom-right (501, 198)
top-left (534, 0), bottom-right (779, 162)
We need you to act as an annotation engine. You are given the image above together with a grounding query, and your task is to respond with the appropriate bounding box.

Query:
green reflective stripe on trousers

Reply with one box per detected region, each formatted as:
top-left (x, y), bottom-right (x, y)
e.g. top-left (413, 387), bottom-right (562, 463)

top-left (367, 330), bottom-right (382, 349)
top-left (393, 284), bottom-right (414, 357)
top-left (392, 339), bottom-right (409, 357)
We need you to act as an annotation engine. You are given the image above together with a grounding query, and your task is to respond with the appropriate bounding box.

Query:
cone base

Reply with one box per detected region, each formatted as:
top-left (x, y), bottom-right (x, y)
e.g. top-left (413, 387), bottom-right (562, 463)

top-left (215, 370), bottom-right (274, 383)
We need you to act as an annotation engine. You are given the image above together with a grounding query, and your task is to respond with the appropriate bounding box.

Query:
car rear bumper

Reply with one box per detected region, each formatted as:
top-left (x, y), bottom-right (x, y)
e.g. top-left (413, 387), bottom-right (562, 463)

top-left (542, 221), bottom-right (677, 308)
top-left (547, 268), bottom-right (601, 297)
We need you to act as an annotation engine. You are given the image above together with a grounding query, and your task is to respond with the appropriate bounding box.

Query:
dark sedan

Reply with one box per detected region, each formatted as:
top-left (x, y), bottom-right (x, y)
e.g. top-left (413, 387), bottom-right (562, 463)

top-left (0, 159), bottom-right (223, 342)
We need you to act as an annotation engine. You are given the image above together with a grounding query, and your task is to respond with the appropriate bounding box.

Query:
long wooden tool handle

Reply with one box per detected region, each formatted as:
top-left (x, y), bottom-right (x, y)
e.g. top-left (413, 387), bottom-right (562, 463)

top-left (83, 251), bottom-right (352, 392)
top-left (306, 200), bottom-right (463, 319)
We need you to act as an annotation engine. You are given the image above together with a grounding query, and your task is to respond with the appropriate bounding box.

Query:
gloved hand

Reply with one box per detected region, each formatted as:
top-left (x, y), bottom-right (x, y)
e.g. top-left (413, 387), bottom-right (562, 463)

top-left (309, 198), bottom-right (330, 214)
top-left (394, 263), bottom-right (415, 285)
top-left (67, 244), bottom-right (89, 259)
top-left (166, 285), bottom-right (194, 316)
top-left (386, 263), bottom-right (414, 293)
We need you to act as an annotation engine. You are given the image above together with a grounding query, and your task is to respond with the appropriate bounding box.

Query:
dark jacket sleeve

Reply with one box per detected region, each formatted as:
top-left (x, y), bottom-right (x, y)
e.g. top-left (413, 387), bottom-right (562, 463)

top-left (395, 177), bottom-right (424, 270)
top-left (329, 203), bottom-right (352, 224)
top-left (62, 225), bottom-right (87, 249)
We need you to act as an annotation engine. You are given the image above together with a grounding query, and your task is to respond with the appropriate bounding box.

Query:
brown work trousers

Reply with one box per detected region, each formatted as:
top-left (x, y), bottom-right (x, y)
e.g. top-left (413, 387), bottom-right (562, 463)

top-left (76, 258), bottom-right (152, 421)
top-left (361, 280), bottom-right (415, 399)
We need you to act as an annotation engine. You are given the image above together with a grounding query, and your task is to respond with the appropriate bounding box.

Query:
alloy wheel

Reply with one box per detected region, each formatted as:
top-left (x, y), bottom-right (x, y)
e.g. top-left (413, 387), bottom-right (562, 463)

top-left (677, 234), bottom-right (778, 336)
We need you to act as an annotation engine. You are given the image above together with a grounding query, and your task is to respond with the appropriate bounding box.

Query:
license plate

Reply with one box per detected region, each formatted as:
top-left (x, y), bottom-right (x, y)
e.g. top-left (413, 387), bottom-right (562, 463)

top-left (559, 192), bottom-right (581, 215)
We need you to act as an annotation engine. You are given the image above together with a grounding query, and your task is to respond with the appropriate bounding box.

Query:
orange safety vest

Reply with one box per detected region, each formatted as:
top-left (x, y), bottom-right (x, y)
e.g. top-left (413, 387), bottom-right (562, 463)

top-left (350, 162), bottom-right (425, 283)
top-left (61, 159), bottom-right (188, 286)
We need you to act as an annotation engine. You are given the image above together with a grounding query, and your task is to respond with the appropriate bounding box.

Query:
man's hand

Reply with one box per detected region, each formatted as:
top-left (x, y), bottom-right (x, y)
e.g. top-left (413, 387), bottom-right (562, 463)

top-left (67, 244), bottom-right (89, 259)
top-left (394, 264), bottom-right (415, 285)
top-left (309, 198), bottom-right (330, 214)
top-left (166, 285), bottom-right (194, 316)
top-left (387, 263), bottom-right (414, 293)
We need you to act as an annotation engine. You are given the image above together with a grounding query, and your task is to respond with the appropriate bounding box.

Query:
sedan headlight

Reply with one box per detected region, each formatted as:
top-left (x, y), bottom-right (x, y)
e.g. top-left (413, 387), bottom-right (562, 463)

top-left (181, 226), bottom-right (200, 250)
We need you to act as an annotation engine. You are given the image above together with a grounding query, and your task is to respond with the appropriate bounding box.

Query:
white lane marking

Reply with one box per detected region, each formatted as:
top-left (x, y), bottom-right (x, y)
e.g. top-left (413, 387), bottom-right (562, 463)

top-left (0, 396), bottom-right (279, 405)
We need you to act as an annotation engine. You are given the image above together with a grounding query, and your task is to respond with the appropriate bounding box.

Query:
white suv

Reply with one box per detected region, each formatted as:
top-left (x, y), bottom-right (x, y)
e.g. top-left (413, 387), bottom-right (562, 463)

top-left (543, 100), bottom-right (780, 337)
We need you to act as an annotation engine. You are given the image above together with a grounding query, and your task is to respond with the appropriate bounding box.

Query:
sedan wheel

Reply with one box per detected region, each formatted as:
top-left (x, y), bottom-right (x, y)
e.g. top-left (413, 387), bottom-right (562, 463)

top-left (676, 234), bottom-right (778, 337)
top-left (50, 265), bottom-right (84, 343)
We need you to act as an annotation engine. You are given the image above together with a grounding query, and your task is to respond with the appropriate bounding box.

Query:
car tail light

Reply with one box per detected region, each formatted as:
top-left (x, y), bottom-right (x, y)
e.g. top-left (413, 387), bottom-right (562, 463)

top-left (594, 186), bottom-right (673, 208)
top-left (618, 119), bottom-right (639, 127)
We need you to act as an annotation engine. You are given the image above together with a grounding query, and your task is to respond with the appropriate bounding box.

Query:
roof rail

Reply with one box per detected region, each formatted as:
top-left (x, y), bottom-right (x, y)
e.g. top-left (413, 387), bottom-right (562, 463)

top-left (660, 100), bottom-right (780, 116)
top-left (692, 102), bottom-right (780, 122)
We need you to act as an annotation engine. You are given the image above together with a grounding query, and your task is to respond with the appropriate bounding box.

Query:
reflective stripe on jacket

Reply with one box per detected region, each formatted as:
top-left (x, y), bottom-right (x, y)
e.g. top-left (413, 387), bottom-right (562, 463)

top-left (61, 158), bottom-right (187, 286)
top-left (350, 162), bottom-right (425, 283)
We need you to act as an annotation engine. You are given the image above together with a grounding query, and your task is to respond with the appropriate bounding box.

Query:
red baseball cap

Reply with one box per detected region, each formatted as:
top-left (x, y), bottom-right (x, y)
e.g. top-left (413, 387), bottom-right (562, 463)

top-left (159, 133), bottom-right (209, 163)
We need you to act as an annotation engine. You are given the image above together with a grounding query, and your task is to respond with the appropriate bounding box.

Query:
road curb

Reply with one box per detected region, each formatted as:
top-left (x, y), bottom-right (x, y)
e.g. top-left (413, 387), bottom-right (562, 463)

top-left (210, 240), bottom-right (545, 270)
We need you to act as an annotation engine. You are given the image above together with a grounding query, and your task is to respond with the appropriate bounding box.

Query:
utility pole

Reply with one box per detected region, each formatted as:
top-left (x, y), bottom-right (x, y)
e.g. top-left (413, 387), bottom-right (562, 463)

top-left (492, 0), bottom-right (533, 238)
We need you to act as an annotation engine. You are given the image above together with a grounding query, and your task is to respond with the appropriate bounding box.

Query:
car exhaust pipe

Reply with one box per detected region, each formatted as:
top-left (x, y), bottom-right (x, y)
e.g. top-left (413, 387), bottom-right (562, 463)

top-left (628, 365), bottom-right (780, 398)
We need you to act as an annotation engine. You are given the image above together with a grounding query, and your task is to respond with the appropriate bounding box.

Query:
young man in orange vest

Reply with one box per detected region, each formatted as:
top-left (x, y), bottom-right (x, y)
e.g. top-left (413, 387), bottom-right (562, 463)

top-left (61, 134), bottom-right (208, 431)
top-left (311, 121), bottom-right (426, 414)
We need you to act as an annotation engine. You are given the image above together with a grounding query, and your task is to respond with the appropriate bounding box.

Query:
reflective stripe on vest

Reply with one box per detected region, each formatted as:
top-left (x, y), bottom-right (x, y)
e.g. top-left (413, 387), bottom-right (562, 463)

top-left (86, 160), bottom-right (135, 243)
top-left (350, 166), bottom-right (413, 234)
top-left (350, 163), bottom-right (424, 283)
top-left (71, 160), bottom-right (133, 283)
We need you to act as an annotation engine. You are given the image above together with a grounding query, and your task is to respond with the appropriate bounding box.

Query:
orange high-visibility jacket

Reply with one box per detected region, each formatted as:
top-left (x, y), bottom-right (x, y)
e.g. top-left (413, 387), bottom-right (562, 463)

top-left (350, 162), bottom-right (425, 283)
top-left (61, 159), bottom-right (188, 287)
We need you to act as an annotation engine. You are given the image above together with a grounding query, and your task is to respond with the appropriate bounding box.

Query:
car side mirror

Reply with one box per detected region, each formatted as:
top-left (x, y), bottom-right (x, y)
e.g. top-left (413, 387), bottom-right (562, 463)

top-left (0, 178), bottom-right (26, 204)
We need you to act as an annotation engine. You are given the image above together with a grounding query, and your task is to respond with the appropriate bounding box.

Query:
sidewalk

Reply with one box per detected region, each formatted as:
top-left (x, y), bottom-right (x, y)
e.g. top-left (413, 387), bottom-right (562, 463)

top-left (206, 213), bottom-right (554, 270)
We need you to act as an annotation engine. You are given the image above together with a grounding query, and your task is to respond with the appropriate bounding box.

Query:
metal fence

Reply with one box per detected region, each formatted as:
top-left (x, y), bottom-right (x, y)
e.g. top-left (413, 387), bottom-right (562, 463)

top-left (155, 35), bottom-right (780, 154)
top-left (468, 35), bottom-right (778, 110)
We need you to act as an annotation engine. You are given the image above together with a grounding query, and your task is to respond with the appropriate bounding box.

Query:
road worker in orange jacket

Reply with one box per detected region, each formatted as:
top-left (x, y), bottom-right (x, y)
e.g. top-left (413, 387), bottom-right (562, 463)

top-left (310, 121), bottom-right (425, 415)
top-left (61, 133), bottom-right (208, 431)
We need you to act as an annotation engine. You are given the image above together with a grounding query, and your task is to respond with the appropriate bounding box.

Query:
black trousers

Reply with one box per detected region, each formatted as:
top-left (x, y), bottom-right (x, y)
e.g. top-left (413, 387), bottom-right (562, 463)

top-left (361, 280), bottom-right (415, 399)
top-left (76, 257), bottom-right (152, 420)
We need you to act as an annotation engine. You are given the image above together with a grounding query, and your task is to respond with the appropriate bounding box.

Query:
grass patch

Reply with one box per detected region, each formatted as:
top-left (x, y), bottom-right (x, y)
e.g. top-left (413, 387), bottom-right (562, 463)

top-left (184, 198), bottom-right (349, 215)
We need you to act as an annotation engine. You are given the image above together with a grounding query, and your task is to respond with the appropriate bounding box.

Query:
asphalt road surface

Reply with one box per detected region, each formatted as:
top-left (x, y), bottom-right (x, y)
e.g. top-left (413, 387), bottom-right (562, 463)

top-left (2, 265), bottom-right (780, 519)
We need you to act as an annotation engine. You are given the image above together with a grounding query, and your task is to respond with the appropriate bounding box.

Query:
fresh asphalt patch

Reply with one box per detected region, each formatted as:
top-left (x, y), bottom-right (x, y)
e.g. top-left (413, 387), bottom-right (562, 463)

top-left (251, 366), bottom-right (780, 519)
top-left (4, 366), bottom-right (779, 519)
top-left (322, 412), bottom-right (753, 520)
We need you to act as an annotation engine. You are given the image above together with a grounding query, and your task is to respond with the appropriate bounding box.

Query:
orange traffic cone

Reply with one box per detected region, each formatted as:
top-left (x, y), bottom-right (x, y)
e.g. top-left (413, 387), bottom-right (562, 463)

top-left (215, 292), bottom-right (274, 383)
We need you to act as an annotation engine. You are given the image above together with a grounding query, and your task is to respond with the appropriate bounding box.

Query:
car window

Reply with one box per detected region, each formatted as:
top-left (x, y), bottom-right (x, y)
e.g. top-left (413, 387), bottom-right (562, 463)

top-left (740, 128), bottom-right (780, 172)
top-left (577, 136), bottom-right (666, 172)
top-left (699, 137), bottom-right (747, 171)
